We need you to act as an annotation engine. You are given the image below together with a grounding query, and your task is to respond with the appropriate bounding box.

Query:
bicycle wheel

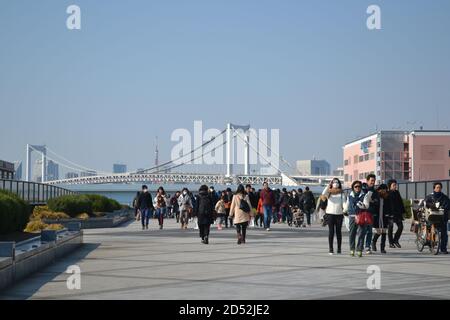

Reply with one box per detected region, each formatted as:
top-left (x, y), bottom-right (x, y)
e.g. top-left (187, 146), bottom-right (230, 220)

top-left (416, 223), bottom-right (425, 253)
top-left (430, 225), bottom-right (440, 256)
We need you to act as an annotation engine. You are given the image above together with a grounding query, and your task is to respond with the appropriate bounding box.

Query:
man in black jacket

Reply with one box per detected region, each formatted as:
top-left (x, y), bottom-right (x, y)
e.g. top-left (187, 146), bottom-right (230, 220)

top-left (424, 182), bottom-right (449, 254)
top-left (301, 187), bottom-right (316, 227)
top-left (387, 179), bottom-right (406, 248)
top-left (137, 185), bottom-right (154, 230)
top-left (194, 185), bottom-right (215, 244)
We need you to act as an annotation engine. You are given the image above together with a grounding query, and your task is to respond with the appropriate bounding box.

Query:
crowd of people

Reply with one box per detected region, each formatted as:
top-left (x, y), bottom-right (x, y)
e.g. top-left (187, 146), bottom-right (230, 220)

top-left (131, 176), bottom-right (449, 255)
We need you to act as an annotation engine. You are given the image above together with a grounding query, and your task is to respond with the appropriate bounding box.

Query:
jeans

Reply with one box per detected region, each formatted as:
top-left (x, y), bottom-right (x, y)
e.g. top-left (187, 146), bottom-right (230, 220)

top-left (305, 209), bottom-right (313, 225)
top-left (357, 224), bottom-right (368, 252)
top-left (327, 215), bottom-right (343, 252)
top-left (156, 207), bottom-right (166, 226)
top-left (373, 233), bottom-right (387, 251)
top-left (263, 205), bottom-right (273, 228)
top-left (441, 219), bottom-right (449, 252)
top-left (141, 208), bottom-right (152, 227)
top-left (281, 207), bottom-right (289, 223)
top-left (365, 224), bottom-right (373, 249)
top-left (388, 219), bottom-right (404, 245)
top-left (349, 217), bottom-right (357, 251)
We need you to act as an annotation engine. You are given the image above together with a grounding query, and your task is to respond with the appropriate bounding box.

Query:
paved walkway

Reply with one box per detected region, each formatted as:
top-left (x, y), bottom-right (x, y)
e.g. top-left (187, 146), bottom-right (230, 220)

top-left (1, 219), bottom-right (449, 300)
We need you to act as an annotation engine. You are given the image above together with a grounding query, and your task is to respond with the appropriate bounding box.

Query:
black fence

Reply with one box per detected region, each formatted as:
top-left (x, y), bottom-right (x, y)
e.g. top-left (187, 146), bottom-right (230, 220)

top-left (0, 179), bottom-right (76, 204)
top-left (398, 180), bottom-right (450, 200)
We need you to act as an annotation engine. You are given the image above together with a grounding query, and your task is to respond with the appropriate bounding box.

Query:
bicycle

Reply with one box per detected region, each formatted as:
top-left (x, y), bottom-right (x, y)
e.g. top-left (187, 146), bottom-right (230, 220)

top-left (414, 201), bottom-right (444, 255)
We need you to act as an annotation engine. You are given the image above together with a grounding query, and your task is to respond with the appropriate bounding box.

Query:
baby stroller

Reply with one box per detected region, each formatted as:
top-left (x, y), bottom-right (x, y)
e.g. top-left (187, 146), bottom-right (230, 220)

top-left (292, 206), bottom-right (306, 228)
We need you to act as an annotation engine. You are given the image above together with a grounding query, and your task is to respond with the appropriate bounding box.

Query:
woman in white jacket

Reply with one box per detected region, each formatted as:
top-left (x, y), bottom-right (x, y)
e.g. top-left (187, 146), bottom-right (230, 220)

top-left (322, 178), bottom-right (345, 255)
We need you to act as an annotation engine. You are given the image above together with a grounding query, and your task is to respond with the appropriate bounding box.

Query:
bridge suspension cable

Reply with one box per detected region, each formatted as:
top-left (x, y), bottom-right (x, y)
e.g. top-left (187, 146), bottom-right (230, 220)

top-left (44, 146), bottom-right (111, 175)
top-left (28, 145), bottom-right (111, 175)
top-left (135, 129), bottom-right (227, 174)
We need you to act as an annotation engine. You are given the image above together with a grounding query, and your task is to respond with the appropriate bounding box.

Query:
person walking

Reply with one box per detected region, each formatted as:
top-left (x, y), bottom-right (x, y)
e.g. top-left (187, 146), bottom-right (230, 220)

top-left (178, 188), bottom-right (193, 229)
top-left (215, 193), bottom-right (227, 230)
top-left (229, 184), bottom-right (252, 245)
top-left (344, 181), bottom-right (370, 257)
top-left (260, 182), bottom-right (275, 231)
top-left (256, 194), bottom-right (264, 228)
top-left (246, 184), bottom-right (258, 228)
top-left (133, 191), bottom-right (140, 221)
top-left (424, 182), bottom-right (449, 254)
top-left (362, 174), bottom-right (379, 254)
top-left (171, 191), bottom-right (181, 223)
top-left (372, 184), bottom-right (390, 254)
top-left (280, 188), bottom-right (291, 224)
top-left (137, 185), bottom-right (154, 230)
top-left (194, 185), bottom-right (215, 244)
top-left (301, 187), bottom-right (316, 227)
top-left (225, 188), bottom-right (234, 228)
top-left (387, 179), bottom-right (406, 249)
top-left (322, 178), bottom-right (345, 255)
top-left (154, 187), bottom-right (167, 230)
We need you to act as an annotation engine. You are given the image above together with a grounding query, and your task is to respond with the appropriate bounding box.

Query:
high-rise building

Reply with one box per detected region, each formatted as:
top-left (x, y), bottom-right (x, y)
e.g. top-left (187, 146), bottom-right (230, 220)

top-left (80, 170), bottom-right (97, 177)
top-left (113, 164), bottom-right (127, 174)
top-left (33, 159), bottom-right (43, 182)
top-left (66, 172), bottom-right (79, 179)
top-left (0, 160), bottom-right (15, 180)
top-left (343, 130), bottom-right (450, 187)
top-left (296, 160), bottom-right (331, 176)
top-left (47, 160), bottom-right (59, 181)
top-left (14, 161), bottom-right (23, 180)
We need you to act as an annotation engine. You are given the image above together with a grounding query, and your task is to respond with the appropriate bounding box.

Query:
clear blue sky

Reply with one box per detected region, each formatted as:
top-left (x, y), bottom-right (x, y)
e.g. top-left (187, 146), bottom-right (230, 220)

top-left (1, 0), bottom-right (450, 174)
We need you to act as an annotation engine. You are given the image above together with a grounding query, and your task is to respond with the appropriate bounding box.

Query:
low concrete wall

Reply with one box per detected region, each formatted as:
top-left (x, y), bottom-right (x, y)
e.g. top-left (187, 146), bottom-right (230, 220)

top-left (0, 230), bottom-right (83, 292)
top-left (43, 209), bottom-right (134, 229)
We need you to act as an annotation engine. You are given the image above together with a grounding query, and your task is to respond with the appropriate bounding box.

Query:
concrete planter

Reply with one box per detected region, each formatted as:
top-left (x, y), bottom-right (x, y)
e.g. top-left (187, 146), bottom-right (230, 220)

top-left (43, 209), bottom-right (134, 229)
top-left (0, 228), bottom-right (83, 292)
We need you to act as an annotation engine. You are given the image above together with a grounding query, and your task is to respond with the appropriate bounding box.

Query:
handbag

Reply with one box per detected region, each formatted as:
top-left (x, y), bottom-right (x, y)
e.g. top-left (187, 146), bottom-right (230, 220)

top-left (355, 211), bottom-right (374, 226)
top-left (239, 197), bottom-right (251, 213)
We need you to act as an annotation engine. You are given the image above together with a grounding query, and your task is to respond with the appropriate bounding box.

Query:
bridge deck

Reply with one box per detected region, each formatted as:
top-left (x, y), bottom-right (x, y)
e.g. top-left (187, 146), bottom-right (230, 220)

top-left (1, 220), bottom-right (449, 300)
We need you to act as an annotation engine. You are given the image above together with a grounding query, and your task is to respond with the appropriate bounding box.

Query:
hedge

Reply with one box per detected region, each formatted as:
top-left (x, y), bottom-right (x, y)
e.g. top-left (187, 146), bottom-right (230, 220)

top-left (0, 190), bottom-right (31, 235)
top-left (47, 195), bottom-right (93, 217)
top-left (47, 194), bottom-right (121, 218)
top-left (84, 194), bottom-right (121, 213)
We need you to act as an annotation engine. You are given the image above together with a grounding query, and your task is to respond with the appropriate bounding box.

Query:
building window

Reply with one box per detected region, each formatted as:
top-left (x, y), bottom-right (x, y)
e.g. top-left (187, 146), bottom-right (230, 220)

top-left (344, 160), bottom-right (349, 166)
top-left (354, 155), bottom-right (359, 164)
top-left (359, 155), bottom-right (364, 162)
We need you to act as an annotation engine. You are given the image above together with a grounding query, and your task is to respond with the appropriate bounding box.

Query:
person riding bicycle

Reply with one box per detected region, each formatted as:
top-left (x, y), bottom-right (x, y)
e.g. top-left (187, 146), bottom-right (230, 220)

top-left (423, 182), bottom-right (449, 254)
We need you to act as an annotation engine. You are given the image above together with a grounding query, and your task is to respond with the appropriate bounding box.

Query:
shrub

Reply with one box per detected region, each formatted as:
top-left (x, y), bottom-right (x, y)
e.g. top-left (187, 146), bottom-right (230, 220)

top-left (75, 213), bottom-right (90, 220)
top-left (45, 224), bottom-right (64, 231)
top-left (85, 194), bottom-right (121, 213)
top-left (24, 220), bottom-right (48, 233)
top-left (0, 190), bottom-right (31, 235)
top-left (47, 195), bottom-right (93, 217)
top-left (32, 206), bottom-right (70, 220)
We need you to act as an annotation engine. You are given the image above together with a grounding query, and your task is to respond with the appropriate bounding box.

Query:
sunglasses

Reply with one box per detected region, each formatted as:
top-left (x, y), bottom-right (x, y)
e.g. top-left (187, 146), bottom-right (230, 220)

top-left (354, 185), bottom-right (362, 189)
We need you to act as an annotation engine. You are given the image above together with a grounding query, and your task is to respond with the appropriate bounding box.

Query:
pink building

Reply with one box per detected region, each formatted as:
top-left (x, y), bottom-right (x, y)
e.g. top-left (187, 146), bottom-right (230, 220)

top-left (343, 130), bottom-right (450, 187)
top-left (409, 131), bottom-right (450, 181)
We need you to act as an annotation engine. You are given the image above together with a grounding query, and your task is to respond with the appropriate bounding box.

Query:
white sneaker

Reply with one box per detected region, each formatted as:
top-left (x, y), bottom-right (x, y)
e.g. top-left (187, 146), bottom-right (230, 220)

top-left (266, 228), bottom-right (271, 232)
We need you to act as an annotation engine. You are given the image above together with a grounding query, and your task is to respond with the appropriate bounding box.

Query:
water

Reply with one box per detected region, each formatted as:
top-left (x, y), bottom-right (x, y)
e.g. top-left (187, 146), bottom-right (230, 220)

top-left (62, 183), bottom-right (326, 205)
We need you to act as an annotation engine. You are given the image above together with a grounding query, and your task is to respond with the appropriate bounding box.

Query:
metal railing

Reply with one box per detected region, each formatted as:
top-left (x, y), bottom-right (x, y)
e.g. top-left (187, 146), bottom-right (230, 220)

top-left (0, 179), bottom-right (76, 204)
top-left (398, 180), bottom-right (450, 200)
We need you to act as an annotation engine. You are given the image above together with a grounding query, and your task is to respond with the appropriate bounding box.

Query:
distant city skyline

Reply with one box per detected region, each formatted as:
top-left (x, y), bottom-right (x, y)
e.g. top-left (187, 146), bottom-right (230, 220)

top-left (1, 1), bottom-right (450, 175)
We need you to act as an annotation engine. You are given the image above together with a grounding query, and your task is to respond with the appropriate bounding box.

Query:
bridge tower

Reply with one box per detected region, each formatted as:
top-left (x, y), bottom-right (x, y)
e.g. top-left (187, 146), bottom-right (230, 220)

top-left (26, 144), bottom-right (47, 182)
top-left (226, 123), bottom-right (251, 178)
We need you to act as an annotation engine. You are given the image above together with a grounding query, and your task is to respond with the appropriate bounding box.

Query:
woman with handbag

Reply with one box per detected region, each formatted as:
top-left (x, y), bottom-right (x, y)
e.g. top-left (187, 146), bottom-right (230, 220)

top-left (322, 178), bottom-right (345, 255)
top-left (344, 181), bottom-right (371, 257)
top-left (229, 184), bottom-right (252, 245)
